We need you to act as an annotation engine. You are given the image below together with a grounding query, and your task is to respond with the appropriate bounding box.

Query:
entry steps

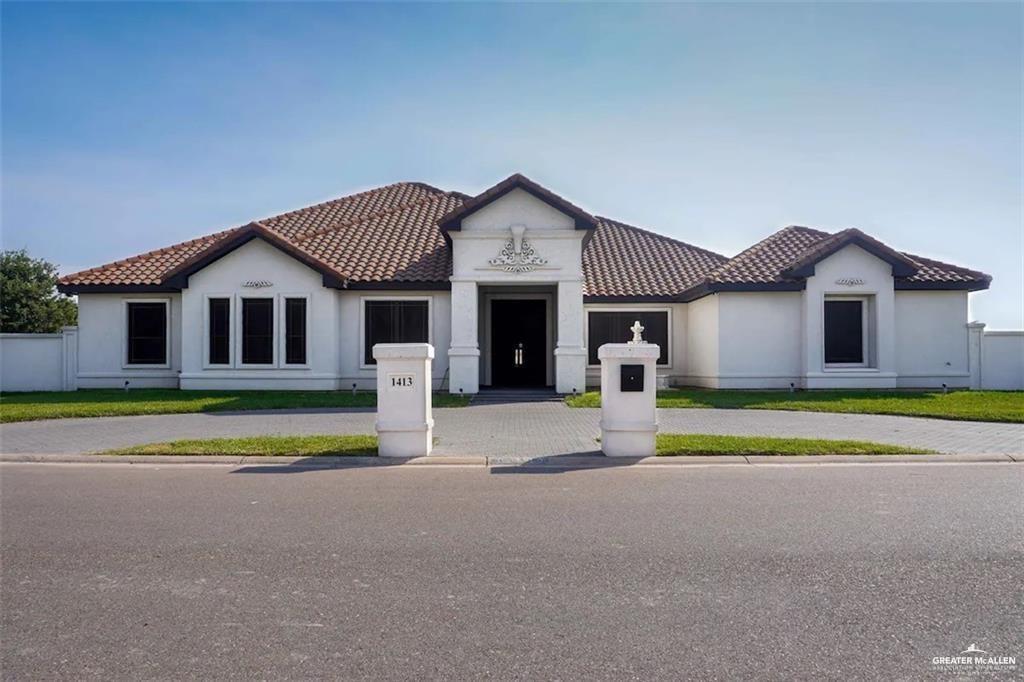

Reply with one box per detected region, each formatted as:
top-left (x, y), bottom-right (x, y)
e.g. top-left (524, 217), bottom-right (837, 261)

top-left (469, 389), bottom-right (564, 405)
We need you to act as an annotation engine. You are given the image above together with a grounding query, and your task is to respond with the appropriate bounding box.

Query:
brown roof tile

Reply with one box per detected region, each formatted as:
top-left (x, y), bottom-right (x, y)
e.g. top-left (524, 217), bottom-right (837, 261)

top-left (583, 218), bottom-right (727, 297)
top-left (58, 180), bottom-right (990, 296)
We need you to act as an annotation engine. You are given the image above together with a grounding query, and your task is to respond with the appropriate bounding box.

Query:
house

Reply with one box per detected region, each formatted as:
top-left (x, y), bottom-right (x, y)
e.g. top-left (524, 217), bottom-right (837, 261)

top-left (58, 173), bottom-right (991, 393)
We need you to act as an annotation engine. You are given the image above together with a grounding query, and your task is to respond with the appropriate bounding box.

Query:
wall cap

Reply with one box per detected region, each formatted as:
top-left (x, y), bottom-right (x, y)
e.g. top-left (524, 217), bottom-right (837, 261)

top-left (372, 343), bottom-right (435, 360)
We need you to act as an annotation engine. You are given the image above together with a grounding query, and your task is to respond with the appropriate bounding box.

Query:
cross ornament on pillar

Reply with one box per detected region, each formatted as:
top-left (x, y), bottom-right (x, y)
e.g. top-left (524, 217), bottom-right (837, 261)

top-left (628, 320), bottom-right (645, 345)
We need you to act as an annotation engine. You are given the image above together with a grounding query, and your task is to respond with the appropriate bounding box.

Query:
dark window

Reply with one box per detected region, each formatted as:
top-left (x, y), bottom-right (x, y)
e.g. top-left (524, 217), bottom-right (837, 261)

top-left (364, 300), bottom-right (429, 365)
top-left (126, 302), bottom-right (167, 365)
top-left (824, 299), bottom-right (864, 364)
top-left (242, 298), bottom-right (274, 364)
top-left (208, 298), bottom-right (230, 365)
top-left (587, 311), bottom-right (669, 365)
top-left (285, 298), bottom-right (307, 365)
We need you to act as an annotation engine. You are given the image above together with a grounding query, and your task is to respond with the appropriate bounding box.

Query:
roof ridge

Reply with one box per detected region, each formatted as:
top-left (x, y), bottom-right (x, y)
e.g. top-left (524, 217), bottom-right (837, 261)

top-left (702, 225), bottom-right (833, 283)
top-left (595, 216), bottom-right (729, 261)
top-left (293, 192), bottom-right (453, 244)
top-left (59, 225), bottom-right (242, 283)
top-left (256, 181), bottom-right (439, 229)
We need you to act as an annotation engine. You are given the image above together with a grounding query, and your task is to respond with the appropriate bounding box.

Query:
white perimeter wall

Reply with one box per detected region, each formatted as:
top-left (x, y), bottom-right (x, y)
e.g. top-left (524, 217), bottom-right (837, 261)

top-left (980, 332), bottom-right (1024, 390)
top-left (0, 333), bottom-right (67, 391)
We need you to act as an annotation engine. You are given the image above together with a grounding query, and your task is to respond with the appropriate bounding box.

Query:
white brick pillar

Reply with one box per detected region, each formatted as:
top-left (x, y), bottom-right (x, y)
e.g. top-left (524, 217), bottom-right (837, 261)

top-left (967, 321), bottom-right (985, 390)
top-left (448, 279), bottom-right (480, 394)
top-left (373, 343), bottom-right (434, 457)
top-left (554, 279), bottom-right (587, 395)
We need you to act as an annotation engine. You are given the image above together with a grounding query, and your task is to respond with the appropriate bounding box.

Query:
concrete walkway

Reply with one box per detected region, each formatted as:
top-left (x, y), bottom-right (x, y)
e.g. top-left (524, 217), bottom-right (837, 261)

top-left (1, 403), bottom-right (1021, 456)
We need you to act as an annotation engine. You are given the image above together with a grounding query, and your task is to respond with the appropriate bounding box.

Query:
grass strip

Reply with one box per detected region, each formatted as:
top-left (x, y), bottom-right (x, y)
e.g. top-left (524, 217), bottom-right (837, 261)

top-left (102, 434), bottom-right (379, 457)
top-left (656, 433), bottom-right (933, 456)
top-left (566, 389), bottom-right (1023, 423)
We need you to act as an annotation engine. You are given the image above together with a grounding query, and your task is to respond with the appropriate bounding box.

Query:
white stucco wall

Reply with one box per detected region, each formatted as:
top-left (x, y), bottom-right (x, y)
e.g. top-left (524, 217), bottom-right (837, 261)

top-left (717, 292), bottom-right (803, 389)
top-left (179, 238), bottom-right (340, 390)
top-left (894, 291), bottom-right (970, 388)
top-left (461, 188), bottom-right (576, 233)
top-left (802, 244), bottom-right (897, 388)
top-left (0, 334), bottom-right (64, 391)
top-left (685, 294), bottom-right (719, 387)
top-left (76, 293), bottom-right (182, 388)
top-left (980, 332), bottom-right (1024, 390)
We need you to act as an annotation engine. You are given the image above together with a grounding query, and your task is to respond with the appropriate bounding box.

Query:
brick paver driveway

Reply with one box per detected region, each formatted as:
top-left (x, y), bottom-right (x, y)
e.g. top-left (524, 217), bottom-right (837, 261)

top-left (2, 403), bottom-right (1021, 456)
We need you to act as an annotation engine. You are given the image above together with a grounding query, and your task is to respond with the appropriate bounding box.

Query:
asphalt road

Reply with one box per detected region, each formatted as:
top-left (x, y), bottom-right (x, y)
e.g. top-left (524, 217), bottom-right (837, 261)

top-left (2, 463), bottom-right (1022, 680)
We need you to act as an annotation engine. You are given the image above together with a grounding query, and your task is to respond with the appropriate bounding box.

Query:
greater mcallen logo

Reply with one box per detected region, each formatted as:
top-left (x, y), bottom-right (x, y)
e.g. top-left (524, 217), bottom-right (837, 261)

top-left (931, 643), bottom-right (1017, 675)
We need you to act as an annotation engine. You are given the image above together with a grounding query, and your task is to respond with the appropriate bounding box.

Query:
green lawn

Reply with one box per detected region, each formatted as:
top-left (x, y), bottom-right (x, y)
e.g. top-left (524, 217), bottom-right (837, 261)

top-left (102, 434), bottom-right (378, 457)
top-left (656, 433), bottom-right (931, 456)
top-left (0, 389), bottom-right (470, 423)
top-left (567, 389), bottom-right (1024, 423)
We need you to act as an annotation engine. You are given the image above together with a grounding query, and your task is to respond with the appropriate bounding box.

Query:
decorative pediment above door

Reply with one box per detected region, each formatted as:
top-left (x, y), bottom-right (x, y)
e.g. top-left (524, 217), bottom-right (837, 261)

top-left (486, 225), bottom-right (549, 273)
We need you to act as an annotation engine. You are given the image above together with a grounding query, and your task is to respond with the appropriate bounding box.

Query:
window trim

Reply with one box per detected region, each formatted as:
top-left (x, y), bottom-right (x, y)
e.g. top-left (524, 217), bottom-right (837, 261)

top-left (203, 294), bottom-right (234, 368)
top-left (280, 293), bottom-right (311, 368)
top-left (359, 296), bottom-right (433, 370)
top-left (236, 295), bottom-right (278, 368)
top-left (584, 306), bottom-right (673, 369)
top-left (822, 295), bottom-right (871, 369)
top-left (122, 298), bottom-right (171, 369)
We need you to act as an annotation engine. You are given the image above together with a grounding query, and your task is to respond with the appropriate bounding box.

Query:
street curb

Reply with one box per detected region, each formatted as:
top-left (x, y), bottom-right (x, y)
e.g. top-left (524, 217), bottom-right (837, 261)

top-left (0, 452), bottom-right (1018, 467)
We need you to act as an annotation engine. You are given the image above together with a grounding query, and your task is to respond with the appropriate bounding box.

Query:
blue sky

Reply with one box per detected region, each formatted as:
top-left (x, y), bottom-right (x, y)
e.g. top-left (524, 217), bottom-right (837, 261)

top-left (2, 2), bottom-right (1021, 327)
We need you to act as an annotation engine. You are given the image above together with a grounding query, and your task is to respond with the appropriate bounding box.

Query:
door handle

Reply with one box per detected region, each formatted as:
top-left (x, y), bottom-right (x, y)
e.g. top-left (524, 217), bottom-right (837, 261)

top-left (514, 342), bottom-right (524, 367)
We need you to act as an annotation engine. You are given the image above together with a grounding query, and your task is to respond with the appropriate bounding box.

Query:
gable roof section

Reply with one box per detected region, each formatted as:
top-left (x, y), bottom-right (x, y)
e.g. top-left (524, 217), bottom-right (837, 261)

top-left (438, 173), bottom-right (598, 232)
top-left (680, 225), bottom-right (990, 300)
top-left (781, 228), bottom-right (918, 278)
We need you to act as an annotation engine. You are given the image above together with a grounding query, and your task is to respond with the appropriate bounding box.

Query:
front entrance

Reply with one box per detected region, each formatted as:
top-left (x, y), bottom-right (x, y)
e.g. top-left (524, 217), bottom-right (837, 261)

top-left (490, 299), bottom-right (548, 387)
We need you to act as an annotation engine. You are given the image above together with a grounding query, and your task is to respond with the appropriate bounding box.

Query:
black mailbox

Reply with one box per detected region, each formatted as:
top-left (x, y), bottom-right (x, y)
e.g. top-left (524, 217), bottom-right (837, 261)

top-left (620, 364), bottom-right (644, 392)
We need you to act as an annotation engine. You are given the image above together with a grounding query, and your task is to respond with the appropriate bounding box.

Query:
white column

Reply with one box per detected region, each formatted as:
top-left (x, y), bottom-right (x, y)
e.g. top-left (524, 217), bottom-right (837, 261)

top-left (554, 279), bottom-right (587, 395)
top-left (373, 343), bottom-right (433, 457)
top-left (61, 326), bottom-right (78, 391)
top-left (967, 321), bottom-right (985, 390)
top-left (598, 342), bottom-right (659, 457)
top-left (448, 280), bottom-right (480, 394)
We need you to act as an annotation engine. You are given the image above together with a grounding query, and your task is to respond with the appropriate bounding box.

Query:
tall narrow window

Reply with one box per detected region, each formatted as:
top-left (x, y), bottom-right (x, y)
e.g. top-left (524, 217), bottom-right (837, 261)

top-left (126, 302), bottom-right (167, 365)
top-left (824, 299), bottom-right (865, 365)
top-left (208, 298), bottom-right (230, 365)
top-left (242, 298), bottom-right (274, 365)
top-left (587, 311), bottom-right (669, 365)
top-left (364, 300), bottom-right (429, 365)
top-left (285, 298), bottom-right (307, 365)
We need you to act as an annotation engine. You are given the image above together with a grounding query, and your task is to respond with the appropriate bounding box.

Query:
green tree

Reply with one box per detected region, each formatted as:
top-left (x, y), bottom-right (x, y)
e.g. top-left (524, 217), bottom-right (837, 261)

top-left (0, 250), bottom-right (78, 333)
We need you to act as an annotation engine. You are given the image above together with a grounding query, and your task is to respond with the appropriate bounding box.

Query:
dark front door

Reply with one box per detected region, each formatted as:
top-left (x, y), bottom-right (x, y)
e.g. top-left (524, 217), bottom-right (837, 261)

top-left (491, 299), bottom-right (547, 387)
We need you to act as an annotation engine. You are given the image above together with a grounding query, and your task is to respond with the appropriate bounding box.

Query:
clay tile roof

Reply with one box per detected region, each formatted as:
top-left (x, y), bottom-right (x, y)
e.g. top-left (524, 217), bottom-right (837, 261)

top-left (583, 218), bottom-right (727, 297)
top-left (705, 225), bottom-right (829, 285)
top-left (698, 225), bottom-right (990, 292)
top-left (58, 180), bottom-right (991, 296)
